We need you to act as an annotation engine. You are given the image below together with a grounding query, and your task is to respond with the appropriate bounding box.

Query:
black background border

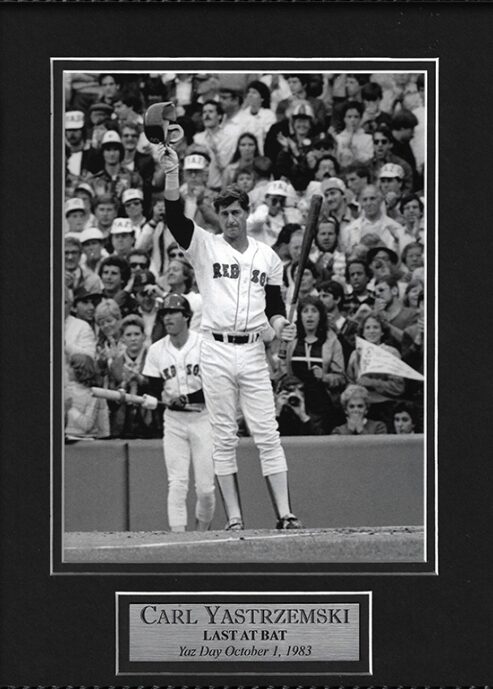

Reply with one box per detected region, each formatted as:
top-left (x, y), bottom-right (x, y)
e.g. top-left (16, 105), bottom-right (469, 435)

top-left (0, 2), bottom-right (491, 685)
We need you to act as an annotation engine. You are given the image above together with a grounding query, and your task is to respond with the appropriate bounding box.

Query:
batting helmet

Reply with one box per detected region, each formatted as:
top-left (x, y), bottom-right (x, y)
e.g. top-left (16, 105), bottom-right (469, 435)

top-left (161, 292), bottom-right (192, 317)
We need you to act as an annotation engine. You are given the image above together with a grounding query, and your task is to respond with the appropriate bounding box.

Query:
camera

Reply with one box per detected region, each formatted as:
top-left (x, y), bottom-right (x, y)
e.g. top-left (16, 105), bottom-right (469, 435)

top-left (288, 394), bottom-right (301, 407)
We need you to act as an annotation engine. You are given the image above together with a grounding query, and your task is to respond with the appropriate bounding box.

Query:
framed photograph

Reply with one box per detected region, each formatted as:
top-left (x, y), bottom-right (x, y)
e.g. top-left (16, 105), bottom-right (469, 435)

top-left (1, 3), bottom-right (491, 686)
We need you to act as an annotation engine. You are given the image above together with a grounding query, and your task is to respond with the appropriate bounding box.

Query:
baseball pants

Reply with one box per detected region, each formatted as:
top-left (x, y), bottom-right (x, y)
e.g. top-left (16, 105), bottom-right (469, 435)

top-left (200, 337), bottom-right (288, 477)
top-left (163, 409), bottom-right (215, 529)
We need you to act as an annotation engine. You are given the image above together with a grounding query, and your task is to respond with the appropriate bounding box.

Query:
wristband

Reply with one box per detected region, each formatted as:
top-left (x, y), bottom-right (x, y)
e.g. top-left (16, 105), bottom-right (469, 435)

top-left (165, 168), bottom-right (180, 191)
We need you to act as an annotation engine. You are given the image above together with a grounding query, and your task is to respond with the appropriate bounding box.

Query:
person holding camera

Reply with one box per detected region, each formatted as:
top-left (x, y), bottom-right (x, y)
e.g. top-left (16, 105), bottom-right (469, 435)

top-left (275, 375), bottom-right (316, 436)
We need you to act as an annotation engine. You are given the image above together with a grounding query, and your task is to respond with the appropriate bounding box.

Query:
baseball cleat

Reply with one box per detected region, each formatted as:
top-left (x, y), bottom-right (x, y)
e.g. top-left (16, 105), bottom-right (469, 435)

top-left (225, 517), bottom-right (244, 531)
top-left (276, 513), bottom-right (303, 530)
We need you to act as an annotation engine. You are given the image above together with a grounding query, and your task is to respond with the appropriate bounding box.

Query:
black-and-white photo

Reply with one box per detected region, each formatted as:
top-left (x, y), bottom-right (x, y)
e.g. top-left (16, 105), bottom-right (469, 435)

top-left (57, 60), bottom-right (434, 569)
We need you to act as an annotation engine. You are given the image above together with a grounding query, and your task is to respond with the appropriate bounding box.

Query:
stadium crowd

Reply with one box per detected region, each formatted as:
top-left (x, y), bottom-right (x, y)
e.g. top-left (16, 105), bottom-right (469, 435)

top-left (63, 71), bottom-right (425, 441)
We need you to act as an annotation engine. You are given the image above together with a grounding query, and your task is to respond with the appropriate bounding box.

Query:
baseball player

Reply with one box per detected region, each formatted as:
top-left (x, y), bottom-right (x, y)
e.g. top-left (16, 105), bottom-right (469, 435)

top-left (142, 293), bottom-right (215, 532)
top-left (157, 143), bottom-right (302, 531)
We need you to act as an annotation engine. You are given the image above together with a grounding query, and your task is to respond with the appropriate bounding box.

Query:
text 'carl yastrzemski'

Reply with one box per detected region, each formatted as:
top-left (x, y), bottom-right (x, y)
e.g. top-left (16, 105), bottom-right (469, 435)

top-left (139, 605), bottom-right (351, 625)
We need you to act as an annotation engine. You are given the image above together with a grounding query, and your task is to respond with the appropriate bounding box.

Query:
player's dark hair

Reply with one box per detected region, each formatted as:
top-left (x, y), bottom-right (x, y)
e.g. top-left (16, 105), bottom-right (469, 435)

top-left (341, 100), bottom-right (364, 118)
top-left (99, 255), bottom-right (131, 287)
top-left (213, 185), bottom-right (250, 213)
top-left (69, 353), bottom-right (99, 387)
top-left (296, 295), bottom-right (328, 343)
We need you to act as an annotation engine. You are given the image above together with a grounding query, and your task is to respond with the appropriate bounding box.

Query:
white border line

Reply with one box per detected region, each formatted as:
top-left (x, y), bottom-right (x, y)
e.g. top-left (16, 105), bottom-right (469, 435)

top-left (53, 58), bottom-right (437, 576)
top-left (115, 590), bottom-right (373, 676)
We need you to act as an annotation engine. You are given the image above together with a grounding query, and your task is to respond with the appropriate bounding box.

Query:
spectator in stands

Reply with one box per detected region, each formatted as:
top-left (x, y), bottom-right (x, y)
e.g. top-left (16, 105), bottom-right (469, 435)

top-left (318, 280), bottom-right (358, 367)
top-left (401, 242), bottom-right (424, 281)
top-left (400, 194), bottom-right (425, 245)
top-left (98, 73), bottom-right (119, 108)
top-left (64, 235), bottom-right (103, 293)
top-left (248, 155), bottom-right (274, 210)
top-left (88, 130), bottom-right (143, 202)
top-left (64, 286), bottom-right (97, 368)
top-left (218, 86), bottom-right (245, 157)
top-left (344, 258), bottom-right (375, 318)
top-left (392, 400), bottom-right (418, 434)
top-left (122, 188), bottom-right (149, 243)
top-left (73, 182), bottom-right (97, 230)
top-left (391, 109), bottom-right (420, 189)
top-left (192, 100), bottom-right (228, 190)
top-left (335, 101), bottom-right (374, 167)
top-left (79, 227), bottom-right (108, 274)
top-left (344, 185), bottom-right (404, 256)
top-left (65, 353), bottom-right (110, 440)
top-left (275, 375), bottom-right (317, 436)
top-left (121, 121), bottom-right (164, 215)
top-left (360, 82), bottom-right (392, 135)
top-left (370, 123), bottom-right (414, 195)
top-left (72, 286), bottom-right (103, 331)
top-left (222, 132), bottom-right (259, 187)
top-left (110, 218), bottom-right (136, 262)
top-left (346, 311), bottom-right (405, 430)
top-left (332, 384), bottom-right (387, 435)
top-left (330, 73), bottom-right (366, 132)
top-left (234, 166), bottom-right (256, 196)
top-left (275, 101), bottom-right (317, 191)
top-left (180, 153), bottom-right (221, 232)
top-left (319, 177), bottom-right (354, 251)
top-left (239, 80), bottom-right (276, 154)
top-left (403, 278), bottom-right (424, 309)
top-left (65, 198), bottom-right (87, 235)
top-left (94, 298), bottom-right (125, 385)
top-left (373, 275), bottom-right (418, 344)
top-left (160, 258), bottom-right (202, 332)
top-left (132, 270), bottom-right (166, 346)
top-left (247, 179), bottom-right (302, 247)
top-left (108, 315), bottom-right (159, 438)
top-left (94, 194), bottom-right (118, 247)
top-left (378, 163), bottom-right (405, 221)
top-left (285, 296), bottom-right (345, 434)
top-left (98, 255), bottom-right (137, 318)
top-left (276, 73), bottom-right (326, 127)
top-left (87, 102), bottom-right (113, 150)
top-left (304, 153), bottom-right (340, 201)
top-left (113, 91), bottom-right (143, 129)
top-left (65, 110), bottom-right (99, 194)
top-left (343, 164), bottom-right (372, 210)
top-left (312, 217), bottom-right (346, 284)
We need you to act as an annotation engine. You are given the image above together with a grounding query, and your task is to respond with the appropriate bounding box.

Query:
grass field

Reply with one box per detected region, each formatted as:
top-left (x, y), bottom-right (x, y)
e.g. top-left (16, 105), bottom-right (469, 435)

top-left (64, 525), bottom-right (424, 563)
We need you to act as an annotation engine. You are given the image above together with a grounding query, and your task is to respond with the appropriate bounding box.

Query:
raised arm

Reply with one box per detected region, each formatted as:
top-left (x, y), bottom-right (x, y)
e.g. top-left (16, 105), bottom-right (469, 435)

top-left (157, 143), bottom-right (194, 250)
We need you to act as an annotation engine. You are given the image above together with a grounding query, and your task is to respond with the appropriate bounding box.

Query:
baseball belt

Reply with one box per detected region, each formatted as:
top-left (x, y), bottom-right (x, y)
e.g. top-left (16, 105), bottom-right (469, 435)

top-left (211, 331), bottom-right (261, 345)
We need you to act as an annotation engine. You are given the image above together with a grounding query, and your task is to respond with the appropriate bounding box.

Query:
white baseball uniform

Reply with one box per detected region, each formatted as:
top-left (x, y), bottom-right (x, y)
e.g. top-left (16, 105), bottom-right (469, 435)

top-left (183, 222), bottom-right (288, 477)
top-left (143, 330), bottom-right (215, 530)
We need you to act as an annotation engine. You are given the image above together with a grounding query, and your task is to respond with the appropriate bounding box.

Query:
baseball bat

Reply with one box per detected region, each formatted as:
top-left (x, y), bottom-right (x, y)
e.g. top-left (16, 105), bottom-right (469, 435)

top-left (90, 387), bottom-right (202, 412)
top-left (278, 194), bottom-right (323, 360)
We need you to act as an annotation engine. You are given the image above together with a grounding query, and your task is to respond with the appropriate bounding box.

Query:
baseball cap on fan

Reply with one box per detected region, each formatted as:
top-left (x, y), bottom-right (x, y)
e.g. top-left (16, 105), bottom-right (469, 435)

top-left (133, 270), bottom-right (156, 292)
top-left (321, 177), bottom-right (347, 194)
top-left (122, 188), bottom-right (144, 205)
top-left (266, 180), bottom-right (289, 198)
top-left (65, 197), bottom-right (86, 217)
top-left (101, 130), bottom-right (123, 147)
top-left (65, 111), bottom-right (84, 129)
top-left (184, 154), bottom-right (207, 171)
top-left (379, 162), bottom-right (404, 179)
top-left (110, 218), bottom-right (134, 235)
top-left (79, 227), bottom-right (104, 244)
